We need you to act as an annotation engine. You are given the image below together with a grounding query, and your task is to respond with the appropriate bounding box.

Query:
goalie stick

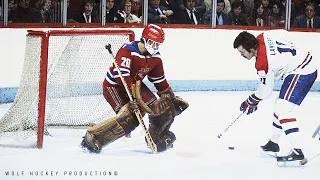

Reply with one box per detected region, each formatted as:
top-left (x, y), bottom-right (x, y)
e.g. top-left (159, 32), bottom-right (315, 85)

top-left (105, 44), bottom-right (158, 153)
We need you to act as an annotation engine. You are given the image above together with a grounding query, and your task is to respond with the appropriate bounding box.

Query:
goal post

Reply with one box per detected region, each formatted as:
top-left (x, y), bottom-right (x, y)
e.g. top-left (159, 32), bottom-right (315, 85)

top-left (0, 29), bottom-right (135, 148)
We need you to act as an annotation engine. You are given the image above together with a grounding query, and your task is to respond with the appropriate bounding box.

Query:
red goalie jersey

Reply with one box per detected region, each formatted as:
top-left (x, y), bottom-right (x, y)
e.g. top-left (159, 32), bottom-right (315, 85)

top-left (105, 41), bottom-right (169, 92)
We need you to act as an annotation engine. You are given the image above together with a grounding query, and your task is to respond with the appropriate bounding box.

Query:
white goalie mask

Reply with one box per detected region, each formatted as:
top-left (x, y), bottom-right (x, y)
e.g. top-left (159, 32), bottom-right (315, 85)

top-left (143, 38), bottom-right (162, 55)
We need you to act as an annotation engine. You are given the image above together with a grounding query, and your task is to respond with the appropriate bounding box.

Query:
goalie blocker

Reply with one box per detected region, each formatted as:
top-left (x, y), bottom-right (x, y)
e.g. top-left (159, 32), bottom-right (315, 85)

top-left (81, 83), bottom-right (188, 153)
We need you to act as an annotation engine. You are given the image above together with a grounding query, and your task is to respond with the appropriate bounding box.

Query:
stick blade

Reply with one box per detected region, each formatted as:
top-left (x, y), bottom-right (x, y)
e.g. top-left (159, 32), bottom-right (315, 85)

top-left (312, 124), bottom-right (320, 138)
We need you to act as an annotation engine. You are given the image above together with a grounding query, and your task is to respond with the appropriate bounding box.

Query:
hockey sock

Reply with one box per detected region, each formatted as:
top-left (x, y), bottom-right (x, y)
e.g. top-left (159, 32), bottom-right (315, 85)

top-left (279, 117), bottom-right (301, 149)
top-left (270, 113), bottom-right (282, 144)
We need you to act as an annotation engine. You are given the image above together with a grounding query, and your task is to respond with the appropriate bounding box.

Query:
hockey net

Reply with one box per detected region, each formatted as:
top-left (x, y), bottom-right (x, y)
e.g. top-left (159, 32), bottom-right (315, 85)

top-left (0, 29), bottom-right (135, 148)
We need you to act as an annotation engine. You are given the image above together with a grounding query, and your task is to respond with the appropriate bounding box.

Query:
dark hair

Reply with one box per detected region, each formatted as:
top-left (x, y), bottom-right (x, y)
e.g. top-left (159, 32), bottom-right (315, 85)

top-left (271, 0), bottom-right (284, 14)
top-left (254, 1), bottom-right (263, 10)
top-left (305, 2), bottom-right (316, 11)
top-left (252, 1), bottom-right (263, 17)
top-left (233, 31), bottom-right (258, 52)
top-left (36, 0), bottom-right (46, 9)
top-left (217, 0), bottom-right (225, 8)
top-left (231, 0), bottom-right (243, 10)
top-left (82, 0), bottom-right (95, 7)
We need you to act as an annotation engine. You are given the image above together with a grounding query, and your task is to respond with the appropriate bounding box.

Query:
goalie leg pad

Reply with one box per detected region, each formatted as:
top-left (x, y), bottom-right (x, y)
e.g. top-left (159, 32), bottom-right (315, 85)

top-left (81, 104), bottom-right (139, 153)
top-left (148, 97), bottom-right (175, 143)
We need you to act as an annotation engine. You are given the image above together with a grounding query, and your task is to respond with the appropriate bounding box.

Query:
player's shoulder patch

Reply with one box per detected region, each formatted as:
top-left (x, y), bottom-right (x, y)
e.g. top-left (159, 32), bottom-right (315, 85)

top-left (124, 41), bottom-right (140, 54)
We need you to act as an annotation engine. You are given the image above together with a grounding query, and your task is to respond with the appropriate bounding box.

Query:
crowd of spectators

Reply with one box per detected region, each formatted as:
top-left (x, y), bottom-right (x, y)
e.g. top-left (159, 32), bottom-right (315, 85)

top-left (1, 0), bottom-right (320, 28)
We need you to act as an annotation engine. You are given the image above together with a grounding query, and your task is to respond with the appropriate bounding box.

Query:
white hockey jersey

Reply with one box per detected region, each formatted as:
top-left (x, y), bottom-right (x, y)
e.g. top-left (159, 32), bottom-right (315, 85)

top-left (254, 32), bottom-right (317, 99)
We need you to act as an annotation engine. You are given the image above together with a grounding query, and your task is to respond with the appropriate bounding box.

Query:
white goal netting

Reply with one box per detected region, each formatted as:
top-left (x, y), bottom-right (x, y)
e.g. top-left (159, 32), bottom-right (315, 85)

top-left (0, 29), bottom-right (134, 147)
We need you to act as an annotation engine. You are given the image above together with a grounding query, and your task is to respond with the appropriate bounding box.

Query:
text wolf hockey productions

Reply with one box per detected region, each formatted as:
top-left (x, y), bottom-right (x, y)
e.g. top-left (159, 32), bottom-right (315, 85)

top-left (4, 170), bottom-right (119, 177)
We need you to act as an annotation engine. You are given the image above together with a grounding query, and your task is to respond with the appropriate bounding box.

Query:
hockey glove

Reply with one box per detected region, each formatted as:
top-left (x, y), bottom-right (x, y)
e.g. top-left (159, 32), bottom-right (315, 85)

top-left (128, 100), bottom-right (139, 113)
top-left (240, 94), bottom-right (262, 115)
top-left (157, 86), bottom-right (189, 116)
top-left (128, 84), bottom-right (140, 113)
top-left (172, 96), bottom-right (189, 116)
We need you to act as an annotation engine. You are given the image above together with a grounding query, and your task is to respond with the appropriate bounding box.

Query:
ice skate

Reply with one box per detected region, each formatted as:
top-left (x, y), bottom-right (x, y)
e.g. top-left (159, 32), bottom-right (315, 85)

top-left (277, 149), bottom-right (308, 167)
top-left (260, 140), bottom-right (279, 157)
top-left (125, 133), bottom-right (131, 138)
top-left (80, 133), bottom-right (101, 154)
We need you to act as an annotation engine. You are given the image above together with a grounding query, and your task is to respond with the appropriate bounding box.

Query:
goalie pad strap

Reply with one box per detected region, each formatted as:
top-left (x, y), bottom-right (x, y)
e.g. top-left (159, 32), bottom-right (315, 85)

top-left (157, 86), bottom-right (175, 99)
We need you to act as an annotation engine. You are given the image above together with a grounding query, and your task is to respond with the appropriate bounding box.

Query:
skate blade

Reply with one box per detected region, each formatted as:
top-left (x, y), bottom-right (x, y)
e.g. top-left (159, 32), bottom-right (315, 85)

top-left (260, 149), bottom-right (277, 158)
top-left (277, 158), bottom-right (308, 167)
top-left (79, 143), bottom-right (101, 154)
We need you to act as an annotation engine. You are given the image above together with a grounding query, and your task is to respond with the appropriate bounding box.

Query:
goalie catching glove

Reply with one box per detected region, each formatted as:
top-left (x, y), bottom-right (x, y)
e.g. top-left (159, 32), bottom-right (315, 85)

top-left (157, 86), bottom-right (189, 116)
top-left (240, 94), bottom-right (262, 115)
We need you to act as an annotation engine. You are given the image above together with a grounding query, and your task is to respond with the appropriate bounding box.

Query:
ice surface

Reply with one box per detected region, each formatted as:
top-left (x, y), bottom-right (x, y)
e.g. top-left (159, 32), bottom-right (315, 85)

top-left (0, 91), bottom-right (319, 180)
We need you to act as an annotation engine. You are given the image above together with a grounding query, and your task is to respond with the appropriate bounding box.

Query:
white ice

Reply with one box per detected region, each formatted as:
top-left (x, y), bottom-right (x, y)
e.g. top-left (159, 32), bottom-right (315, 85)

top-left (0, 91), bottom-right (319, 180)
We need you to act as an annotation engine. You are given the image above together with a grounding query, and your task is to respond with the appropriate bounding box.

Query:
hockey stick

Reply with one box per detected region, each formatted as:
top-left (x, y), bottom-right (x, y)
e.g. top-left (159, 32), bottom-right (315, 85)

top-left (105, 44), bottom-right (158, 153)
top-left (217, 112), bottom-right (244, 139)
top-left (312, 124), bottom-right (320, 139)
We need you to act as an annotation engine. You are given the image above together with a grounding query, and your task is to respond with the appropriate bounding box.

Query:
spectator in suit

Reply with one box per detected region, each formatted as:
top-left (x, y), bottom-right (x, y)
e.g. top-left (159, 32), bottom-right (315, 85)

top-left (293, 2), bottom-right (320, 28)
top-left (148, 0), bottom-right (174, 24)
top-left (8, 0), bottom-right (18, 12)
top-left (66, 0), bottom-right (80, 23)
top-left (181, 0), bottom-right (206, 17)
top-left (104, 0), bottom-right (125, 23)
top-left (9, 0), bottom-right (41, 23)
top-left (316, 0), bottom-right (320, 17)
top-left (203, 0), bottom-right (229, 25)
top-left (7, 0), bottom-right (18, 23)
top-left (204, 0), bottom-right (231, 15)
top-left (177, 0), bottom-right (203, 24)
top-left (160, 0), bottom-right (184, 23)
top-left (76, 0), bottom-right (99, 23)
top-left (228, 0), bottom-right (250, 25)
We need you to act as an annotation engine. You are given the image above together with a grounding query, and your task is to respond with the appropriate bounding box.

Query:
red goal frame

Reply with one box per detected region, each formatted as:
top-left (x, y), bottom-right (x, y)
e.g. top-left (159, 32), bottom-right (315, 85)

top-left (26, 29), bottom-right (135, 148)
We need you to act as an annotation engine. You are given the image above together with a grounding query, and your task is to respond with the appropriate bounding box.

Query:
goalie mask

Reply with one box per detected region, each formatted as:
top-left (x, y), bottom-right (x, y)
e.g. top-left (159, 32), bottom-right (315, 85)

top-left (142, 24), bottom-right (165, 55)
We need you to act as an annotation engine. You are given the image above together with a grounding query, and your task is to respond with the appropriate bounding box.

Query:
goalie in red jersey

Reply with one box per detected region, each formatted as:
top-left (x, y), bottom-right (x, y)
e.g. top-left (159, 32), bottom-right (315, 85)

top-left (81, 24), bottom-right (189, 153)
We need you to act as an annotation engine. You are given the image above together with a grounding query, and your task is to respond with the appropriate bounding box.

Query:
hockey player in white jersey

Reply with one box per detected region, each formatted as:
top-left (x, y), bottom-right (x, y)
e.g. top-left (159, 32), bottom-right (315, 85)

top-left (233, 31), bottom-right (318, 166)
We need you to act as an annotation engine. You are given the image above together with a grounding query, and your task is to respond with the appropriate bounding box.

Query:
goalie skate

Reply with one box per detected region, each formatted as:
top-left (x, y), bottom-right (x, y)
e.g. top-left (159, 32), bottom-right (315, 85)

top-left (80, 133), bottom-right (102, 154)
top-left (277, 149), bottom-right (308, 167)
top-left (260, 140), bottom-right (279, 158)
